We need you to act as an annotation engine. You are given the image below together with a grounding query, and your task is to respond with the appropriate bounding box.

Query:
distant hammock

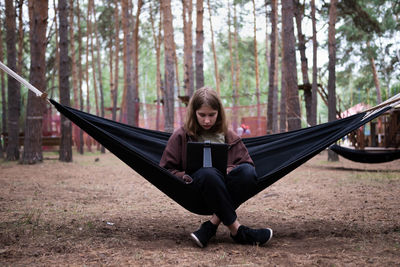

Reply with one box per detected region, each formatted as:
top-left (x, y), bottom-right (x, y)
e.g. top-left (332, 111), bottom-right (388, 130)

top-left (330, 144), bottom-right (400, 164)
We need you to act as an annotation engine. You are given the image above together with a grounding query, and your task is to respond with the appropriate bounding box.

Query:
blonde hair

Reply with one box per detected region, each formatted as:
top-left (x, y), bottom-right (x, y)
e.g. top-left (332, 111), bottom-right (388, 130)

top-left (184, 86), bottom-right (228, 137)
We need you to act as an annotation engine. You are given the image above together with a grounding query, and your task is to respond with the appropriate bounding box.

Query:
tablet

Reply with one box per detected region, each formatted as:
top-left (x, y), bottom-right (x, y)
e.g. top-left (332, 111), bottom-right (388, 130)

top-left (186, 141), bottom-right (228, 176)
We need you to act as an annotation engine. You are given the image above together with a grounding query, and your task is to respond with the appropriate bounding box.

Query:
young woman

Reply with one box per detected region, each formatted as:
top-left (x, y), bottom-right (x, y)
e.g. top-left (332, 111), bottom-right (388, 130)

top-left (160, 86), bottom-right (273, 248)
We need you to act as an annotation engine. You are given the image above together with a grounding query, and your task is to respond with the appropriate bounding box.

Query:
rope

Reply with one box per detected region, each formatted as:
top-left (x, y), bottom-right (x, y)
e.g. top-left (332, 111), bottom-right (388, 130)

top-left (0, 61), bottom-right (47, 100)
top-left (363, 93), bottom-right (400, 113)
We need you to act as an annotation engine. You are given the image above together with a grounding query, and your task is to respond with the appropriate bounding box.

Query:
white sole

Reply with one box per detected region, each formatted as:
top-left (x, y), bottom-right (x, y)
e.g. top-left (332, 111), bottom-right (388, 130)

top-left (266, 228), bottom-right (273, 244)
top-left (190, 233), bottom-right (204, 248)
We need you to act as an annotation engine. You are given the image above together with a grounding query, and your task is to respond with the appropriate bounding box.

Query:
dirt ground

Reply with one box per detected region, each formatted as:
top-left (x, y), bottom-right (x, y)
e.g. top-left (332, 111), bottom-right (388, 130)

top-left (0, 149), bottom-right (399, 266)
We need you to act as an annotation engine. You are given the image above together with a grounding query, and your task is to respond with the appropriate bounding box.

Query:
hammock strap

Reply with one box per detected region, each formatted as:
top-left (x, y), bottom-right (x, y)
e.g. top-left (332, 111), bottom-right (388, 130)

top-left (0, 61), bottom-right (47, 99)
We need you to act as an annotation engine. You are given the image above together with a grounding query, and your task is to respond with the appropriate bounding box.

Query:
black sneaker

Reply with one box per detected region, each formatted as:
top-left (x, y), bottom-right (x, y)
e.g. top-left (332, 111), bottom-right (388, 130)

top-left (190, 221), bottom-right (218, 248)
top-left (231, 225), bottom-right (273, 246)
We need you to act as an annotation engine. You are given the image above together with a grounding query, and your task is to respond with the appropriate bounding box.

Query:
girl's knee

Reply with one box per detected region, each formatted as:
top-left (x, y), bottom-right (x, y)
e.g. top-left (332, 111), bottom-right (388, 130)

top-left (193, 167), bottom-right (224, 185)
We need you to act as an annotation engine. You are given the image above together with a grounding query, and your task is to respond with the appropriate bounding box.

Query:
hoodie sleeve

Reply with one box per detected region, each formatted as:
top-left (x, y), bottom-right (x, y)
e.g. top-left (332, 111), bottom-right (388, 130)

top-left (159, 128), bottom-right (186, 178)
top-left (226, 130), bottom-right (254, 174)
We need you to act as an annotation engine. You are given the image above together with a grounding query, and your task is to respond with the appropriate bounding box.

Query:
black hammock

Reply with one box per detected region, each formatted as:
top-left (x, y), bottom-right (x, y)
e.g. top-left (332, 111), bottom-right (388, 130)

top-left (50, 99), bottom-right (392, 215)
top-left (329, 144), bottom-right (400, 163)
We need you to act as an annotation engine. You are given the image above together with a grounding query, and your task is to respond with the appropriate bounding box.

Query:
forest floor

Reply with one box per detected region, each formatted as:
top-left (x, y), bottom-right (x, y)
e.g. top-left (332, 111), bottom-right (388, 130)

top-left (0, 149), bottom-right (399, 266)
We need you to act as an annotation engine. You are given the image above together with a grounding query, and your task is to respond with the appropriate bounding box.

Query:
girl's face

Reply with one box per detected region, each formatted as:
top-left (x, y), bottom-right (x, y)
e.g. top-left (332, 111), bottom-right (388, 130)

top-left (196, 104), bottom-right (218, 131)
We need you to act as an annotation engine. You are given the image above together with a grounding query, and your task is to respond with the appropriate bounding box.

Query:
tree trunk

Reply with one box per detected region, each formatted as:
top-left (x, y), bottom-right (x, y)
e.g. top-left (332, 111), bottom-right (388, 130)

top-left (267, 0), bottom-right (279, 134)
top-left (195, 0), bottom-right (204, 90)
top-left (112, 0), bottom-right (120, 121)
top-left (5, 0), bottom-right (20, 161)
top-left (0, 23), bottom-right (5, 158)
top-left (150, 2), bottom-right (162, 130)
top-left (132, 0), bottom-right (143, 127)
top-left (183, 0), bottom-right (194, 97)
top-left (310, 0), bottom-right (318, 126)
top-left (366, 41), bottom-right (382, 104)
top-left (228, 0), bottom-right (238, 131)
top-left (22, 0), bottom-right (48, 164)
top-left (85, 1), bottom-right (92, 152)
top-left (282, 0), bottom-right (301, 131)
top-left (121, 0), bottom-right (134, 125)
top-left (17, 1), bottom-right (24, 79)
top-left (58, 0), bottom-right (72, 162)
top-left (327, 0), bottom-right (339, 161)
top-left (294, 0), bottom-right (312, 126)
top-left (91, 0), bottom-right (106, 130)
top-left (88, 0), bottom-right (99, 117)
top-left (76, 0), bottom-right (84, 154)
top-left (252, 0), bottom-right (261, 135)
top-left (162, 0), bottom-right (175, 133)
top-left (207, 0), bottom-right (220, 95)
top-left (279, 44), bottom-right (287, 133)
top-left (69, 0), bottom-right (82, 153)
top-left (233, 3), bottom-right (241, 109)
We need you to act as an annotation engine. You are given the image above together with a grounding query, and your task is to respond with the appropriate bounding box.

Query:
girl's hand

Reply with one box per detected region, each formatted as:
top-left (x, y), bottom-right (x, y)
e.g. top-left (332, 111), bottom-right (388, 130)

top-left (182, 174), bottom-right (193, 184)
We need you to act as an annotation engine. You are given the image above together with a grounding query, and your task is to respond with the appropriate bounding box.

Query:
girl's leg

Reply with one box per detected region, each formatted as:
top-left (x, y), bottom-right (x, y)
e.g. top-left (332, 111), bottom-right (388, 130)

top-left (191, 167), bottom-right (238, 226)
top-left (225, 163), bottom-right (258, 209)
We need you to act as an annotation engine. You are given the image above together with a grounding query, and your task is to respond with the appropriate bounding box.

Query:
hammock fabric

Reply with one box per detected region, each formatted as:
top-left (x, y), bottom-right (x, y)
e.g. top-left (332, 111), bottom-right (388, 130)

top-left (50, 99), bottom-right (391, 215)
top-left (330, 144), bottom-right (400, 163)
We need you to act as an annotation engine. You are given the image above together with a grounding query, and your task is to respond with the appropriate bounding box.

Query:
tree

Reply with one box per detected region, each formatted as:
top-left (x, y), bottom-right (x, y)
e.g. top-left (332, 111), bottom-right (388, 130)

top-left (311, 0), bottom-right (318, 126)
top-left (22, 0), bottom-right (48, 164)
top-left (0, 18), bottom-right (6, 158)
top-left (149, 1), bottom-right (162, 130)
top-left (5, 0), bottom-right (21, 161)
top-left (183, 0), bottom-right (194, 97)
top-left (294, 0), bottom-right (312, 126)
top-left (69, 0), bottom-right (82, 153)
top-left (327, 0), bottom-right (339, 161)
top-left (76, 0), bottom-right (85, 154)
top-left (195, 0), bottom-right (204, 90)
top-left (162, 0), bottom-right (176, 133)
top-left (267, 0), bottom-right (279, 134)
top-left (58, 0), bottom-right (72, 162)
top-left (207, 0), bottom-right (220, 95)
top-left (132, 0), bottom-right (143, 126)
top-left (282, 0), bottom-right (301, 131)
top-left (252, 0), bottom-right (261, 135)
top-left (111, 0), bottom-right (120, 122)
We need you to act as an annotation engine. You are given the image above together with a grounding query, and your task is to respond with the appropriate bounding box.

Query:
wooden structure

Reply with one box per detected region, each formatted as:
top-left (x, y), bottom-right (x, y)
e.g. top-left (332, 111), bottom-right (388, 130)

top-left (346, 106), bottom-right (400, 149)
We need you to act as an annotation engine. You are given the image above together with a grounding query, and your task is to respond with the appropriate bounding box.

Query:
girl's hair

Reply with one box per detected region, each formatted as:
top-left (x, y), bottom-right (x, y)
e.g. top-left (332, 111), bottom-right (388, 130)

top-left (184, 86), bottom-right (228, 137)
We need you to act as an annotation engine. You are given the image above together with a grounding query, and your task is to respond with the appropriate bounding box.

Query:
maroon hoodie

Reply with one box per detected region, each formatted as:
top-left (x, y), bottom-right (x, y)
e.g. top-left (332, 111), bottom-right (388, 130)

top-left (160, 126), bottom-right (254, 179)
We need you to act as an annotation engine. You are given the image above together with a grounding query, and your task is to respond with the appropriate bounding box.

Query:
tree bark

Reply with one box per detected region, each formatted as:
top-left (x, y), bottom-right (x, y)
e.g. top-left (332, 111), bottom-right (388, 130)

top-left (69, 0), bottom-right (82, 153)
top-left (76, 0), bottom-right (84, 154)
top-left (267, 0), bottom-right (279, 134)
top-left (195, 0), bottom-right (204, 90)
top-left (252, 0), bottom-right (261, 135)
top-left (58, 0), bottom-right (72, 162)
top-left (150, 2), bottom-right (162, 130)
top-left (233, 3), bottom-right (240, 108)
top-left (0, 23), bottom-right (5, 158)
top-left (228, 0), bottom-right (238, 131)
top-left (294, 0), bottom-right (312, 126)
top-left (366, 41), bottom-right (382, 104)
top-left (311, 0), bottom-right (318, 126)
top-left (91, 0), bottom-right (106, 128)
top-left (282, 0), bottom-right (301, 131)
top-left (132, 0), bottom-right (143, 127)
top-left (121, 0), bottom-right (134, 125)
top-left (5, 0), bottom-right (20, 161)
top-left (85, 0), bottom-right (92, 152)
top-left (161, 0), bottom-right (175, 133)
top-left (183, 0), bottom-right (194, 97)
top-left (22, 0), bottom-right (48, 164)
top-left (327, 0), bottom-right (339, 161)
top-left (207, 0), bottom-right (220, 95)
top-left (112, 0), bottom-right (120, 121)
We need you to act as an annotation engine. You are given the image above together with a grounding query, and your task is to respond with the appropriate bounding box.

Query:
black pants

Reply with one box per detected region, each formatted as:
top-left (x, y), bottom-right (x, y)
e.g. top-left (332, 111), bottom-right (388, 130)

top-left (190, 163), bottom-right (258, 226)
